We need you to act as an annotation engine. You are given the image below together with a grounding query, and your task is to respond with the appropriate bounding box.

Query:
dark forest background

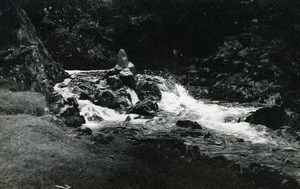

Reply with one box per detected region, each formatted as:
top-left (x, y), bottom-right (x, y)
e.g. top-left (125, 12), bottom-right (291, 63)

top-left (17, 0), bottom-right (299, 70)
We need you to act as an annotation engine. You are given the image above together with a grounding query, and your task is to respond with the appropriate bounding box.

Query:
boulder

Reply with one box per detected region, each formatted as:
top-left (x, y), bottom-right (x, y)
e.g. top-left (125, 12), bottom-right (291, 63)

top-left (87, 113), bottom-right (104, 122)
top-left (117, 49), bottom-right (136, 73)
top-left (47, 92), bottom-right (64, 103)
top-left (245, 106), bottom-right (287, 130)
top-left (176, 120), bottom-right (203, 130)
top-left (117, 49), bottom-right (129, 68)
top-left (93, 89), bottom-right (131, 111)
top-left (127, 99), bottom-right (159, 116)
top-left (47, 92), bottom-right (65, 114)
top-left (76, 126), bottom-right (92, 135)
top-left (127, 62), bottom-right (136, 75)
top-left (64, 97), bottom-right (79, 108)
top-left (136, 80), bottom-right (162, 101)
top-left (59, 105), bottom-right (79, 117)
top-left (119, 68), bottom-right (136, 89)
top-left (104, 66), bottom-right (123, 78)
top-left (62, 115), bottom-right (85, 127)
top-left (79, 91), bottom-right (90, 100)
top-left (93, 90), bottom-right (119, 109)
top-left (107, 75), bottom-right (123, 89)
top-left (59, 97), bottom-right (85, 127)
top-left (48, 100), bottom-right (64, 114)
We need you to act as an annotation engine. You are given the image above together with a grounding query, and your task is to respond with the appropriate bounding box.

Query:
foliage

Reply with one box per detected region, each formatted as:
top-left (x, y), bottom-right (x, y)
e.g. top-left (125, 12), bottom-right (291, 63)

top-left (17, 0), bottom-right (298, 70)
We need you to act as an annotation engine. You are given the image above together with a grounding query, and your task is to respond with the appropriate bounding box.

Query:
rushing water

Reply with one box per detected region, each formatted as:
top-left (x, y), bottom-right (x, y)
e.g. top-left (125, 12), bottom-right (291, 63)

top-left (55, 70), bottom-right (271, 143)
top-left (54, 70), bottom-right (300, 182)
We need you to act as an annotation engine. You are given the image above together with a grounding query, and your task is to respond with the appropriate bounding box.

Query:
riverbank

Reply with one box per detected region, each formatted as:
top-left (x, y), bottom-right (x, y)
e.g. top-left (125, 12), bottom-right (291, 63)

top-left (1, 89), bottom-right (299, 189)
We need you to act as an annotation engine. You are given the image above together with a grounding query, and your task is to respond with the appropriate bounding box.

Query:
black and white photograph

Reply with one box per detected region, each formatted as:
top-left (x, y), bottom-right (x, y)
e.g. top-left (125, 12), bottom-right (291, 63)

top-left (0, 0), bottom-right (300, 188)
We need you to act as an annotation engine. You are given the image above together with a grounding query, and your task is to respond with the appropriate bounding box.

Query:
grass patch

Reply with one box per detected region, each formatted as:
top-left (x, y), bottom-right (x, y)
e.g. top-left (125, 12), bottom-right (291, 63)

top-left (0, 90), bottom-right (47, 116)
top-left (0, 115), bottom-right (130, 189)
top-left (0, 115), bottom-right (75, 188)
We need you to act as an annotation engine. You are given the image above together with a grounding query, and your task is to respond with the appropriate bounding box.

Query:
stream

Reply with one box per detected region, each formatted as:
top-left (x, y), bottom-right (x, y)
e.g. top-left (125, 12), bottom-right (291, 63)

top-left (54, 70), bottom-right (300, 183)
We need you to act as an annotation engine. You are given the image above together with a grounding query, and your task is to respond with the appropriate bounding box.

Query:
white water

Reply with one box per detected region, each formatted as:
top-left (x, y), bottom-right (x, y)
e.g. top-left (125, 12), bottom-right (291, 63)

top-left (158, 83), bottom-right (272, 143)
top-left (126, 88), bottom-right (140, 105)
top-left (54, 70), bottom-right (274, 143)
top-left (54, 70), bottom-right (146, 130)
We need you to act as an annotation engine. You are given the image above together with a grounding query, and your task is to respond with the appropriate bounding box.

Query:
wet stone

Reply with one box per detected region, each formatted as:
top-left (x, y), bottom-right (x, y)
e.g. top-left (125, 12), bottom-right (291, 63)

top-left (176, 120), bottom-right (203, 130)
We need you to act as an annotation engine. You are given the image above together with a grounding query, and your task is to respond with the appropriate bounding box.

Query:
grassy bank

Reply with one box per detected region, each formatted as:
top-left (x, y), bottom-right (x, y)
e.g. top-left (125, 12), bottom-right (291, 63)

top-left (0, 90), bottom-right (126, 188)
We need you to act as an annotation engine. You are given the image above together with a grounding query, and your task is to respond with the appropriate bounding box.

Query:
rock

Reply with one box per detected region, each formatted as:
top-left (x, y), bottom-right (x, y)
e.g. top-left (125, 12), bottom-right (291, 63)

top-left (127, 99), bottom-right (158, 116)
top-left (203, 132), bottom-right (212, 139)
top-left (176, 120), bottom-right (203, 130)
top-left (78, 82), bottom-right (96, 92)
top-left (47, 92), bottom-right (63, 103)
top-left (117, 49), bottom-right (129, 68)
top-left (283, 147), bottom-right (296, 152)
top-left (79, 91), bottom-right (90, 100)
top-left (104, 66), bottom-right (123, 78)
top-left (224, 116), bottom-right (240, 123)
top-left (136, 80), bottom-right (162, 101)
top-left (125, 116), bottom-right (132, 122)
top-left (59, 97), bottom-right (85, 127)
top-left (59, 105), bottom-right (78, 117)
top-left (64, 97), bottom-right (79, 108)
top-left (93, 90), bottom-right (119, 109)
top-left (87, 114), bottom-right (104, 122)
top-left (93, 89), bottom-right (131, 111)
top-left (107, 75), bottom-right (123, 89)
top-left (281, 178), bottom-right (300, 189)
top-left (127, 62), bottom-right (136, 75)
top-left (62, 115), bottom-right (85, 127)
top-left (76, 126), bottom-right (92, 135)
top-left (246, 163), bottom-right (300, 189)
top-left (117, 49), bottom-right (136, 73)
top-left (119, 68), bottom-right (136, 89)
top-left (0, 1), bottom-right (68, 96)
top-left (48, 100), bottom-right (65, 115)
top-left (245, 106), bottom-right (287, 130)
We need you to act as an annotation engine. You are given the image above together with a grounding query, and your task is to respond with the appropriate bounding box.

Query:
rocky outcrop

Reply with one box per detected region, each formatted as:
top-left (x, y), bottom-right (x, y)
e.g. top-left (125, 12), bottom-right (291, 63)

top-left (127, 99), bottom-right (158, 117)
top-left (119, 68), bottom-right (136, 89)
top-left (117, 49), bottom-right (136, 74)
top-left (0, 0), bottom-right (68, 95)
top-left (176, 33), bottom-right (287, 104)
top-left (59, 97), bottom-right (85, 127)
top-left (176, 120), bottom-right (202, 130)
top-left (136, 78), bottom-right (162, 101)
top-left (93, 88), bottom-right (131, 112)
top-left (245, 106), bottom-right (287, 130)
top-left (93, 89), bottom-right (120, 109)
top-left (106, 75), bottom-right (123, 90)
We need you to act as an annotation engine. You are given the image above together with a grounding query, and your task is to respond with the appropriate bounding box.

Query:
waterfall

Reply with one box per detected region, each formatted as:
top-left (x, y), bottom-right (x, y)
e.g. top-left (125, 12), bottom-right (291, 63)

top-left (54, 70), bottom-right (273, 143)
top-left (157, 82), bottom-right (272, 143)
top-left (126, 88), bottom-right (139, 105)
